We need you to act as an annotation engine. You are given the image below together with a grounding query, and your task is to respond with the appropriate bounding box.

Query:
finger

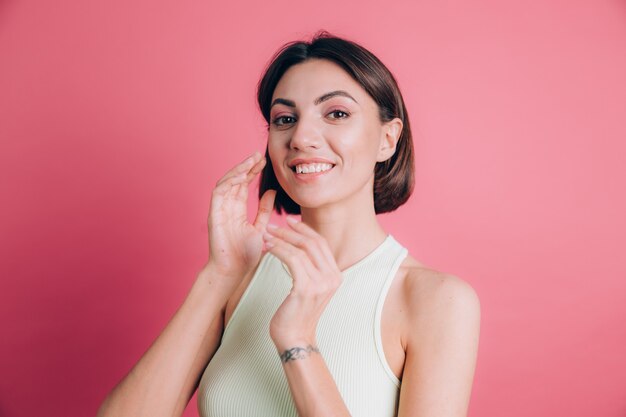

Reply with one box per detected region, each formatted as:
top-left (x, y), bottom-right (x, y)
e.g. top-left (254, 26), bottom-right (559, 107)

top-left (215, 150), bottom-right (262, 187)
top-left (246, 155), bottom-right (267, 179)
top-left (266, 237), bottom-right (336, 297)
top-left (264, 236), bottom-right (316, 283)
top-left (264, 226), bottom-right (327, 272)
top-left (238, 155), bottom-right (267, 186)
top-left (210, 179), bottom-right (246, 221)
top-left (254, 189), bottom-right (276, 231)
top-left (285, 216), bottom-right (318, 238)
top-left (225, 178), bottom-right (244, 202)
top-left (211, 171), bottom-right (249, 205)
top-left (215, 154), bottom-right (264, 206)
top-left (235, 156), bottom-right (267, 201)
top-left (285, 217), bottom-right (337, 270)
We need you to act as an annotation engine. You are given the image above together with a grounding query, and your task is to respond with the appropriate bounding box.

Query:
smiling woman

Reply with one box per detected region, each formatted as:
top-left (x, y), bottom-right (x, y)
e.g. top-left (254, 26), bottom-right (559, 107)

top-left (257, 37), bottom-right (416, 216)
top-left (97, 30), bottom-right (480, 417)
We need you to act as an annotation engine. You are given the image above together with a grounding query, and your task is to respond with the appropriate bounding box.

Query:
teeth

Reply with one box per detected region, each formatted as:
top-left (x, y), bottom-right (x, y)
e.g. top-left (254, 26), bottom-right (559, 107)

top-left (295, 163), bottom-right (333, 174)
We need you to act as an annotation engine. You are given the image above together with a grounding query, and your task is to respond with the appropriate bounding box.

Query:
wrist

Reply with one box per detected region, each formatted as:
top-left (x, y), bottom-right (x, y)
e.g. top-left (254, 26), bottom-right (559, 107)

top-left (275, 341), bottom-right (320, 363)
top-left (197, 262), bottom-right (242, 299)
top-left (273, 336), bottom-right (318, 354)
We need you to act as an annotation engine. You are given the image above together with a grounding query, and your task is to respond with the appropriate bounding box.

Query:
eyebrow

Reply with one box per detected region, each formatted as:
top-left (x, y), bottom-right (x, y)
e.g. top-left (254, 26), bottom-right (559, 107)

top-left (270, 90), bottom-right (358, 109)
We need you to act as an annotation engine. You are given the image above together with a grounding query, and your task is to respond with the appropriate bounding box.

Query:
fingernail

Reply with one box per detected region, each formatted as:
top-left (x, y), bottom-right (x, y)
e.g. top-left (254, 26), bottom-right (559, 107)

top-left (265, 241), bottom-right (274, 248)
top-left (286, 216), bottom-right (299, 224)
top-left (267, 223), bottom-right (278, 230)
top-left (263, 232), bottom-right (273, 240)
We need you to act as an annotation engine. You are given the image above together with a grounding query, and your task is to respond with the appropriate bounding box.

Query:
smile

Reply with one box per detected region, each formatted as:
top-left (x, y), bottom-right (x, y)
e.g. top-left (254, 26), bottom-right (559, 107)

top-left (293, 163), bottom-right (334, 174)
top-left (291, 163), bottom-right (335, 182)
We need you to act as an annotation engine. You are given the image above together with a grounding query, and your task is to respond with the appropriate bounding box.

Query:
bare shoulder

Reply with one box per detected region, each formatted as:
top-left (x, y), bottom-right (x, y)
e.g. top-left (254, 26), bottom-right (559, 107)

top-left (401, 254), bottom-right (480, 307)
top-left (390, 254), bottom-right (480, 415)
top-left (397, 254), bottom-right (481, 344)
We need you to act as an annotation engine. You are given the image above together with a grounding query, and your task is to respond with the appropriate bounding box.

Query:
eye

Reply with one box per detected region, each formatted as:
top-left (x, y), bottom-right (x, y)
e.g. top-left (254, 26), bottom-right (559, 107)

top-left (328, 110), bottom-right (350, 120)
top-left (271, 115), bottom-right (296, 127)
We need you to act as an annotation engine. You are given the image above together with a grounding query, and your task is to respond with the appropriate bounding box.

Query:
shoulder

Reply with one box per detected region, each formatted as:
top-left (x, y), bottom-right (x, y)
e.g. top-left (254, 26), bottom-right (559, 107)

top-left (396, 254), bottom-right (480, 308)
top-left (397, 254), bottom-right (481, 346)
top-left (391, 254), bottom-right (481, 415)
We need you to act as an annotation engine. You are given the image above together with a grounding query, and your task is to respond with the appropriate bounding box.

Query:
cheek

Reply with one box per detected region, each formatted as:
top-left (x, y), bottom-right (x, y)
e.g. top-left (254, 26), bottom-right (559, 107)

top-left (267, 130), bottom-right (287, 149)
top-left (332, 129), bottom-right (378, 160)
top-left (267, 140), bottom-right (288, 180)
top-left (267, 144), bottom-right (280, 162)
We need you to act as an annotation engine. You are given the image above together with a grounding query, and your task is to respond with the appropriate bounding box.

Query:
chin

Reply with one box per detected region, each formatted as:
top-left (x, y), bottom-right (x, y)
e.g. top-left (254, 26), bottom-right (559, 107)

top-left (287, 193), bottom-right (341, 212)
top-left (286, 195), bottom-right (322, 209)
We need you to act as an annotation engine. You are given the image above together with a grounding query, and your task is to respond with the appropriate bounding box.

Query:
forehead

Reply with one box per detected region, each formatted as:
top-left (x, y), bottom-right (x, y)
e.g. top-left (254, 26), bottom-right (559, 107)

top-left (272, 59), bottom-right (372, 107)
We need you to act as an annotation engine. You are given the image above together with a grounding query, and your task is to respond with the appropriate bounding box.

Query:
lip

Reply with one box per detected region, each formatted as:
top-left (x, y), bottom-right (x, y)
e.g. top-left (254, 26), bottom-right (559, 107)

top-left (292, 165), bottom-right (334, 183)
top-left (288, 157), bottom-right (336, 168)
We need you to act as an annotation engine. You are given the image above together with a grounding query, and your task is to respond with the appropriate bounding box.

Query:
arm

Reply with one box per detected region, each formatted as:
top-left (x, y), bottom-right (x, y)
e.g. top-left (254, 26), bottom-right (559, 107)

top-left (263, 218), bottom-right (352, 417)
top-left (275, 340), bottom-right (352, 417)
top-left (271, 276), bottom-right (481, 417)
top-left (397, 273), bottom-right (481, 417)
top-left (96, 264), bottom-right (233, 417)
top-left (97, 151), bottom-right (275, 417)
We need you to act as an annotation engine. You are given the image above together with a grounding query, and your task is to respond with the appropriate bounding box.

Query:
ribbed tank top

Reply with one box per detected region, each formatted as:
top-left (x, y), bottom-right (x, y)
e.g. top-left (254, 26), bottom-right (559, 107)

top-left (197, 234), bottom-right (408, 417)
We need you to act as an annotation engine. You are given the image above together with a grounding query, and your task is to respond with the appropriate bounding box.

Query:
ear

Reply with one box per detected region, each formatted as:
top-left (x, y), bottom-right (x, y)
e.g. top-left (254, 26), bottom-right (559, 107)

top-left (376, 117), bottom-right (403, 162)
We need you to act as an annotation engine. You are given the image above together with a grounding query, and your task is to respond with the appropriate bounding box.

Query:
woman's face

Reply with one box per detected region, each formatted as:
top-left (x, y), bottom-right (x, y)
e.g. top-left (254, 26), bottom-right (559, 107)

top-left (268, 58), bottom-right (401, 211)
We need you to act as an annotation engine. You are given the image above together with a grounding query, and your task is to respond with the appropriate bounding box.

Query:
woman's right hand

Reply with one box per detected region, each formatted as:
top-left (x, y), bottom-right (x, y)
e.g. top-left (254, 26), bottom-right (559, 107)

top-left (205, 150), bottom-right (277, 294)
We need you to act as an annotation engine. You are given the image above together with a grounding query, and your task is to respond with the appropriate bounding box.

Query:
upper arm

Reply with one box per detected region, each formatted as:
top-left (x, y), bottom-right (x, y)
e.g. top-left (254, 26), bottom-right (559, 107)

top-left (397, 273), bottom-right (481, 417)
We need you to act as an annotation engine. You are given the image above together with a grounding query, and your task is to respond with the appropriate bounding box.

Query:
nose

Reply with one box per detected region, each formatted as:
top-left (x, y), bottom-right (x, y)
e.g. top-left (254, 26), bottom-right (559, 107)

top-left (289, 115), bottom-right (321, 151)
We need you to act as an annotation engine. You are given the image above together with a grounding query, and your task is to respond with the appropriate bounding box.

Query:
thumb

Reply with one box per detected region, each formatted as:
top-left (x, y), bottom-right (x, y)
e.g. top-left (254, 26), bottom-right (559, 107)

top-left (254, 189), bottom-right (276, 231)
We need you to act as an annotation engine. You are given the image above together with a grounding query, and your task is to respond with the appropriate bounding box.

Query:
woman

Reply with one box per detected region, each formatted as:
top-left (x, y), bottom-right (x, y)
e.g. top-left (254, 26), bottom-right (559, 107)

top-left (97, 31), bottom-right (480, 417)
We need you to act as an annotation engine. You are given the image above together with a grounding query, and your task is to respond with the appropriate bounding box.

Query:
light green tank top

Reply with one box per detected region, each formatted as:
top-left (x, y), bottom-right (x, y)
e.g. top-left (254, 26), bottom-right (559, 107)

top-left (197, 234), bottom-right (408, 417)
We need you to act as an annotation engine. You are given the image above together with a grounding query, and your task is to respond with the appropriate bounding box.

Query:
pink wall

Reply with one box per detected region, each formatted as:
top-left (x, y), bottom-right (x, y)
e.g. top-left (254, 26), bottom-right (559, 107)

top-left (1, 1), bottom-right (625, 416)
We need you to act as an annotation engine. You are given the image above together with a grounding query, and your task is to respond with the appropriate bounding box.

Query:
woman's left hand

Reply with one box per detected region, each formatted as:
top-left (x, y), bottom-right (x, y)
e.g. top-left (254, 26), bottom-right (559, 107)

top-left (263, 216), bottom-right (342, 351)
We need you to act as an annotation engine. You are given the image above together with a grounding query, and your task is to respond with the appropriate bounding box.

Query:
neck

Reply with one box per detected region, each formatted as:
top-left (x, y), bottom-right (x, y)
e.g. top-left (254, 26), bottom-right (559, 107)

top-left (299, 189), bottom-right (388, 273)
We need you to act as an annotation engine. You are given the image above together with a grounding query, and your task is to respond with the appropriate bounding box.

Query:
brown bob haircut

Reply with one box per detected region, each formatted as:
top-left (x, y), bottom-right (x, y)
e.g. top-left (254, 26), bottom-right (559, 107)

top-left (257, 30), bottom-right (415, 215)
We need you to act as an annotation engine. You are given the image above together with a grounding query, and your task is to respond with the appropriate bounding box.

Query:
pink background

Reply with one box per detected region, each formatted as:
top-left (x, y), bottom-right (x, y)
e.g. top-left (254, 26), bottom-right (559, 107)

top-left (1, 1), bottom-right (625, 416)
